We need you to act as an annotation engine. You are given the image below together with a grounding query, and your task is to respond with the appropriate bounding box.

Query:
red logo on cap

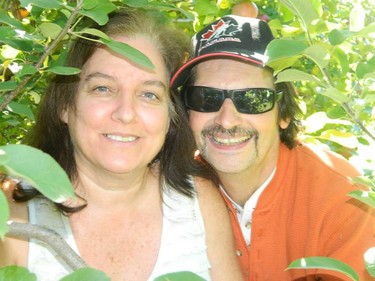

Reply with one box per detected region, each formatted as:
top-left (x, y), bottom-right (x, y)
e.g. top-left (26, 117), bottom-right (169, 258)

top-left (202, 20), bottom-right (226, 40)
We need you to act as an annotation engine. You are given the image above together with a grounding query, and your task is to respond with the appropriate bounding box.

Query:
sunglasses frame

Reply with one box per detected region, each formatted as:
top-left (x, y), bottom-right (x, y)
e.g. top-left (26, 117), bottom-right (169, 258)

top-left (182, 86), bottom-right (283, 114)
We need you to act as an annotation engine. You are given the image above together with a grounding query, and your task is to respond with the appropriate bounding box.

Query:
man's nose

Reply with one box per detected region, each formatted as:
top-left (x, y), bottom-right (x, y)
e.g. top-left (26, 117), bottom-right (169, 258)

top-left (214, 98), bottom-right (242, 129)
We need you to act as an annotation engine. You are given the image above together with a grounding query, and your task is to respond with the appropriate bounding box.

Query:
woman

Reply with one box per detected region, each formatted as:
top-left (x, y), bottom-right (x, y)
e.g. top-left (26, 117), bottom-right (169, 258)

top-left (0, 9), bottom-right (242, 281)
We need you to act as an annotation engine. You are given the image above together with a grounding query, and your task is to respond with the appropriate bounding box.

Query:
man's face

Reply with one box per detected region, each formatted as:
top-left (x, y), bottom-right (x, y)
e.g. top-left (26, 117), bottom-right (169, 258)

top-left (188, 58), bottom-right (289, 176)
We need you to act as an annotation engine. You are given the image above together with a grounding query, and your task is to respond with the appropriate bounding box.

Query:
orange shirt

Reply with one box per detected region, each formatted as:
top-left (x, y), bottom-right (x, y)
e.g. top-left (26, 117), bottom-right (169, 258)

top-left (221, 143), bottom-right (375, 280)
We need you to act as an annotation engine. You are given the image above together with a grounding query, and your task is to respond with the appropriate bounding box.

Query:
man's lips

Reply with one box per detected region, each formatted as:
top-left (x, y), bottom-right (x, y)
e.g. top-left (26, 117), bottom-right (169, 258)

top-left (202, 125), bottom-right (258, 147)
top-left (210, 135), bottom-right (252, 145)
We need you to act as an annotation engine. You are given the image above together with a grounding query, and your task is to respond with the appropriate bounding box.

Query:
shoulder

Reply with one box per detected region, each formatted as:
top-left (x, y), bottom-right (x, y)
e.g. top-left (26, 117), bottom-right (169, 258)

top-left (192, 176), bottom-right (230, 235)
top-left (0, 179), bottom-right (28, 267)
top-left (1, 178), bottom-right (28, 223)
top-left (193, 177), bottom-right (226, 209)
top-left (192, 177), bottom-right (244, 280)
top-left (294, 143), bottom-right (362, 178)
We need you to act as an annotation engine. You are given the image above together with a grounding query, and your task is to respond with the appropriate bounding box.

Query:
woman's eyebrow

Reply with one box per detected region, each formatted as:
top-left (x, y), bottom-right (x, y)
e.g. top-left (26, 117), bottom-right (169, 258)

top-left (84, 72), bottom-right (115, 82)
top-left (83, 73), bottom-right (167, 91)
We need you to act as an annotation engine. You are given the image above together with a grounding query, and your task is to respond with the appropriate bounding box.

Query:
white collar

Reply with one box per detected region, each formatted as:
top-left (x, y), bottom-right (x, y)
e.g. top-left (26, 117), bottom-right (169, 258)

top-left (220, 167), bottom-right (276, 245)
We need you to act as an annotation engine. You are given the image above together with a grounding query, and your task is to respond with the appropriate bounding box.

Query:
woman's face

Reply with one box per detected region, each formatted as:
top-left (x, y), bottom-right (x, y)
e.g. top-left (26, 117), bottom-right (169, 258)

top-left (62, 36), bottom-right (170, 176)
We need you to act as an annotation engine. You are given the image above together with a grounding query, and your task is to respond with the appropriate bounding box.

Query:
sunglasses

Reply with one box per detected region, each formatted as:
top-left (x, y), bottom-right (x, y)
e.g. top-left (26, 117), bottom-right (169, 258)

top-left (182, 86), bottom-right (282, 114)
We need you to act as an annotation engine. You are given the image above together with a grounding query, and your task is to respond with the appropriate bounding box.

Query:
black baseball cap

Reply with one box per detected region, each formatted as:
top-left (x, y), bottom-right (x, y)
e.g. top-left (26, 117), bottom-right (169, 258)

top-left (170, 15), bottom-right (274, 89)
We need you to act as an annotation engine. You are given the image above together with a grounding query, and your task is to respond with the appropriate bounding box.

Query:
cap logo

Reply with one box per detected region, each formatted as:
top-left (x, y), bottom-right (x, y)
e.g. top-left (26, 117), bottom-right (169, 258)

top-left (198, 19), bottom-right (241, 53)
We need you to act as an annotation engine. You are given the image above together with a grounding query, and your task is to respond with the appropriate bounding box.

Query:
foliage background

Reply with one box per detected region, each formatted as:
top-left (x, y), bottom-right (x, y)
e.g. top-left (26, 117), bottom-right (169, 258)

top-left (0, 0), bottom-right (374, 280)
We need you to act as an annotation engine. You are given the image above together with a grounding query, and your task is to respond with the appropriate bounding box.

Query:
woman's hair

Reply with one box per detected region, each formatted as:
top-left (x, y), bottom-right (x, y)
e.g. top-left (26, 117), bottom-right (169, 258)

top-left (17, 8), bottom-right (216, 209)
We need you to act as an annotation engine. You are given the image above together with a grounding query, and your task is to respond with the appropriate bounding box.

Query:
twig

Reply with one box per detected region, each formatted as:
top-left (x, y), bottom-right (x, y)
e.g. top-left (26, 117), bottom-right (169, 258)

top-left (7, 221), bottom-right (87, 271)
top-left (0, 0), bottom-right (84, 112)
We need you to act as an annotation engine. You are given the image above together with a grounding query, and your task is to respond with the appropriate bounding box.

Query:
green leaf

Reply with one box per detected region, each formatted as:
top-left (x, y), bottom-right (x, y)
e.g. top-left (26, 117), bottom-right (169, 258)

top-left (287, 257), bottom-right (359, 281)
top-left (352, 176), bottom-right (375, 190)
top-left (348, 190), bottom-right (375, 208)
top-left (154, 271), bottom-right (207, 281)
top-left (332, 47), bottom-right (350, 75)
top-left (0, 38), bottom-right (33, 52)
top-left (328, 23), bottom-right (375, 47)
top-left (0, 81), bottom-right (18, 92)
top-left (59, 267), bottom-right (110, 281)
top-left (265, 39), bottom-right (307, 73)
top-left (356, 62), bottom-right (375, 80)
top-left (40, 22), bottom-right (62, 39)
top-left (122, 0), bottom-right (148, 7)
top-left (319, 86), bottom-right (348, 104)
top-left (356, 23), bottom-right (375, 38)
top-left (17, 64), bottom-right (38, 78)
top-left (6, 101), bottom-right (34, 120)
top-left (124, 0), bottom-right (175, 10)
top-left (303, 45), bottom-right (330, 69)
top-left (0, 27), bottom-right (17, 42)
top-left (266, 39), bottom-right (307, 64)
top-left (102, 39), bottom-right (154, 70)
top-left (82, 0), bottom-right (99, 10)
top-left (303, 111), bottom-right (350, 133)
top-left (0, 144), bottom-right (75, 203)
top-left (320, 129), bottom-right (358, 149)
top-left (0, 266), bottom-right (37, 281)
top-left (75, 28), bottom-right (110, 40)
top-left (46, 66), bottom-right (81, 75)
top-left (364, 93), bottom-right (375, 103)
top-left (27, 91), bottom-right (41, 104)
top-left (19, 0), bottom-right (62, 9)
top-left (267, 57), bottom-right (300, 75)
top-left (123, 0), bottom-right (192, 19)
top-left (0, 147), bottom-right (8, 165)
top-left (79, 0), bottom-right (117, 26)
top-left (193, 0), bottom-right (219, 16)
top-left (279, 0), bottom-right (319, 27)
top-left (0, 190), bottom-right (9, 238)
top-left (364, 247), bottom-right (375, 277)
top-left (275, 69), bottom-right (323, 85)
top-left (328, 29), bottom-right (355, 46)
top-left (0, 13), bottom-right (24, 30)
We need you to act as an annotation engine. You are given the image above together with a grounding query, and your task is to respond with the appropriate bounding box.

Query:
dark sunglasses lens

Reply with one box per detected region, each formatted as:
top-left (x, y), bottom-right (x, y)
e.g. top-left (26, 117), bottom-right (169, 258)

top-left (234, 89), bottom-right (275, 114)
top-left (185, 87), bottom-right (223, 112)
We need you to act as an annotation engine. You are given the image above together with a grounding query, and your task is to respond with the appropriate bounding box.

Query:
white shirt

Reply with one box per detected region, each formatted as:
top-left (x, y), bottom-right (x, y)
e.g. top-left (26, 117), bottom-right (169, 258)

top-left (27, 186), bottom-right (211, 281)
top-left (220, 167), bottom-right (276, 245)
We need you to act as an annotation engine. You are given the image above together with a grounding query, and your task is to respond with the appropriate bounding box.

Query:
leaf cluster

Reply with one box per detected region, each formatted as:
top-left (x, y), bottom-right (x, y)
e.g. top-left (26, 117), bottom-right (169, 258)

top-left (0, 0), bottom-right (374, 280)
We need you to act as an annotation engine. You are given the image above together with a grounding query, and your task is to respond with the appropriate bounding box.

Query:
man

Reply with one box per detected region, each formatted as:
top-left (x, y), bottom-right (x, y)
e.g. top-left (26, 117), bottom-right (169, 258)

top-left (170, 15), bottom-right (374, 280)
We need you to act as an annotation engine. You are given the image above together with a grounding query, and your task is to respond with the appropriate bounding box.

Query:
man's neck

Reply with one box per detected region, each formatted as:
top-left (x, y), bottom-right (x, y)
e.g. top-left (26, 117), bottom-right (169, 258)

top-left (218, 163), bottom-right (276, 207)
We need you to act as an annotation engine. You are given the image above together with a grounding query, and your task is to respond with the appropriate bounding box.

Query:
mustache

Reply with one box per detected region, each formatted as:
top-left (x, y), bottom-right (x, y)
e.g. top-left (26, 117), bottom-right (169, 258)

top-left (202, 125), bottom-right (258, 138)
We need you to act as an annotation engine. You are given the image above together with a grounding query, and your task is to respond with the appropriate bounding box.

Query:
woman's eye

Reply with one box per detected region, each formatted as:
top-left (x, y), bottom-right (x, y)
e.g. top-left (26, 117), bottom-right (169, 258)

top-left (94, 86), bottom-right (110, 94)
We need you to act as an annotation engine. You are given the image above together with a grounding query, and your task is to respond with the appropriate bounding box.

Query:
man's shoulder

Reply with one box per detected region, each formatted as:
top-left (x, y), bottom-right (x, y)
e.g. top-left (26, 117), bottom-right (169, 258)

top-left (290, 142), bottom-right (361, 178)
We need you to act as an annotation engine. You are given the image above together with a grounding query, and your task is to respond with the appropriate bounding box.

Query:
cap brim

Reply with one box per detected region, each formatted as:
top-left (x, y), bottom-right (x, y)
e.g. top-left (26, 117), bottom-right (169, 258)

top-left (170, 52), bottom-right (263, 89)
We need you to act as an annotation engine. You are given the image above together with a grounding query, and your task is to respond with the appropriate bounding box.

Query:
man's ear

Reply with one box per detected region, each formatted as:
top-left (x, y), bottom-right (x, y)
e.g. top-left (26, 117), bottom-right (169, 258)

top-left (279, 118), bottom-right (290, 129)
top-left (61, 107), bottom-right (69, 124)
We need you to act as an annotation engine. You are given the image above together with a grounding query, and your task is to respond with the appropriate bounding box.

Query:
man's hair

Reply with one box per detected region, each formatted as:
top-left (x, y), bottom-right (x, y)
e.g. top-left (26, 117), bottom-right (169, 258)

top-left (274, 81), bottom-right (302, 148)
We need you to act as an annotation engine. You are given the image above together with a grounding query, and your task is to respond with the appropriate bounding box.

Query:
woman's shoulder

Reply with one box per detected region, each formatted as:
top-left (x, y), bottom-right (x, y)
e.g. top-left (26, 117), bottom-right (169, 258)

top-left (0, 179), bottom-right (29, 267)
top-left (193, 176), bottom-right (223, 205)
top-left (1, 178), bottom-right (28, 223)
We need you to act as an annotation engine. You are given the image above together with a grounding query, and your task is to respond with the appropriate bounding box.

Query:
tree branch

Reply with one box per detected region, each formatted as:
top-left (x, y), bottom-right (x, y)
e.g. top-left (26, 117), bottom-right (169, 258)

top-left (7, 221), bottom-right (87, 271)
top-left (0, 0), bottom-right (84, 112)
